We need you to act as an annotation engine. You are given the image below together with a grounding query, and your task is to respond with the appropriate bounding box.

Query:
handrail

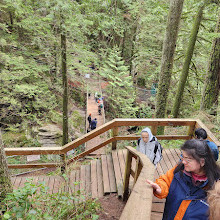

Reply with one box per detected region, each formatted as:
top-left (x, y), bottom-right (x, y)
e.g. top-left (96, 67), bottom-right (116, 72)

top-left (120, 146), bottom-right (155, 220)
top-left (5, 118), bottom-right (220, 169)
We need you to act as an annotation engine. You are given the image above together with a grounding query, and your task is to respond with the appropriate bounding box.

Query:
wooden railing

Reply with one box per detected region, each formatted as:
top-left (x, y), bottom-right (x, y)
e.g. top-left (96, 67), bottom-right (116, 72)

top-left (5, 119), bottom-right (220, 169)
top-left (120, 146), bottom-right (155, 220)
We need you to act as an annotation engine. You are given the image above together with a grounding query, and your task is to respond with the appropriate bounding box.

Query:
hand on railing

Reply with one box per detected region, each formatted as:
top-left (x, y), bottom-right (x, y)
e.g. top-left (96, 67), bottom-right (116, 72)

top-left (146, 179), bottom-right (161, 194)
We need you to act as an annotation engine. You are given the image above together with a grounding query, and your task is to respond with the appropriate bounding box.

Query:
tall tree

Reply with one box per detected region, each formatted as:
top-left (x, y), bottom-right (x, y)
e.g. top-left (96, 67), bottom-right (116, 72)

top-left (0, 130), bottom-right (12, 205)
top-left (155, 0), bottom-right (184, 121)
top-left (172, 1), bottom-right (208, 117)
top-left (60, 13), bottom-right (68, 172)
top-left (200, 11), bottom-right (220, 111)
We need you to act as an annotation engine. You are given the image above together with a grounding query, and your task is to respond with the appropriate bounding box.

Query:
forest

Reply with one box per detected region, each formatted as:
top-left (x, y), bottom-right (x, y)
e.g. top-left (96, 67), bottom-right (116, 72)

top-left (0, 0), bottom-right (220, 219)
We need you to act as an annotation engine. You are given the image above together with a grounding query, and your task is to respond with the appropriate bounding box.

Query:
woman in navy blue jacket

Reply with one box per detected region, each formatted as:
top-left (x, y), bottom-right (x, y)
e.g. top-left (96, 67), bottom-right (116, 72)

top-left (147, 139), bottom-right (220, 220)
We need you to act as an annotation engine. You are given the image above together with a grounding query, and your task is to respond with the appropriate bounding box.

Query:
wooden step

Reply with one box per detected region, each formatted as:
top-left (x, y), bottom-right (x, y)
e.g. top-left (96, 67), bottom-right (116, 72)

top-left (112, 150), bottom-right (123, 197)
top-left (91, 159), bottom-right (104, 198)
top-left (151, 212), bottom-right (163, 220)
top-left (101, 154), bottom-right (117, 194)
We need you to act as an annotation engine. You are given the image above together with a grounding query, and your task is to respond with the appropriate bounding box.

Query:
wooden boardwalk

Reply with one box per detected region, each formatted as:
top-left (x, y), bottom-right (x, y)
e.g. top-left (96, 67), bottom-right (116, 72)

top-left (12, 148), bottom-right (181, 212)
top-left (85, 78), bottom-right (105, 155)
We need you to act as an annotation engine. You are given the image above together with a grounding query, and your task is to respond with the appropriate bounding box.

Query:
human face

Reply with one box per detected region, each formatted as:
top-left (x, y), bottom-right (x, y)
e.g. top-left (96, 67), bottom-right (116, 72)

top-left (182, 150), bottom-right (205, 175)
top-left (141, 132), bottom-right (149, 143)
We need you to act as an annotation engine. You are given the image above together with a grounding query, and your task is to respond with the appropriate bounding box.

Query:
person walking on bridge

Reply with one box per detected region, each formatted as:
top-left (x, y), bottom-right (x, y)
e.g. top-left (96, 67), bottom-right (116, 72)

top-left (91, 118), bottom-right (97, 130)
top-left (87, 113), bottom-right (91, 128)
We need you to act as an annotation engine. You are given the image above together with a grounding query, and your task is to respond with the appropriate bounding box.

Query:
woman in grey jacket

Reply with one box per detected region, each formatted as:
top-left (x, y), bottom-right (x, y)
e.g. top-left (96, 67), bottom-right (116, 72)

top-left (137, 127), bottom-right (162, 166)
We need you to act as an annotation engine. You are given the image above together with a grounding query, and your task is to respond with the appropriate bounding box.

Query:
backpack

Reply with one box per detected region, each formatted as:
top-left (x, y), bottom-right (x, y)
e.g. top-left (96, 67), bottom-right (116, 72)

top-left (137, 138), bottom-right (163, 164)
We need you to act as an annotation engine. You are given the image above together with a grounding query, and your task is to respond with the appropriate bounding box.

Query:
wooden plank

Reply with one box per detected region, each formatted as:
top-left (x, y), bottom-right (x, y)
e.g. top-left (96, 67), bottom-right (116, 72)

top-left (68, 138), bottom-right (115, 164)
top-left (75, 170), bottom-right (80, 193)
top-left (97, 160), bottom-right (104, 198)
top-left (5, 147), bottom-right (62, 156)
top-left (120, 146), bottom-right (156, 220)
top-left (153, 196), bottom-right (166, 203)
top-left (151, 202), bottom-right (165, 213)
top-left (151, 212), bottom-right (164, 220)
top-left (122, 149), bottom-right (128, 162)
top-left (112, 127), bottom-right (119, 150)
top-left (115, 135), bottom-right (191, 141)
top-left (112, 150), bottom-right (123, 197)
top-left (118, 150), bottom-right (126, 180)
top-left (19, 177), bottom-right (27, 188)
top-left (37, 176), bottom-right (45, 193)
top-left (123, 150), bottom-right (132, 200)
top-left (91, 160), bottom-right (98, 198)
top-left (101, 154), bottom-right (111, 194)
top-left (80, 165), bottom-right (86, 193)
top-left (106, 154), bottom-right (117, 193)
top-left (151, 126), bottom-right (158, 136)
top-left (53, 176), bottom-right (63, 194)
top-left (165, 149), bottom-right (179, 167)
top-left (158, 150), bottom-right (170, 174)
top-left (13, 176), bottom-right (22, 189)
top-left (85, 164), bottom-right (91, 195)
top-left (69, 171), bottom-right (76, 194)
top-left (8, 163), bottom-right (61, 169)
top-left (170, 148), bottom-right (181, 164)
top-left (162, 149), bottom-right (174, 170)
top-left (63, 120), bottom-right (115, 153)
top-left (48, 176), bottom-right (55, 194)
top-left (43, 176), bottom-right (50, 192)
top-left (31, 176), bottom-right (39, 187)
top-left (114, 118), bottom-right (196, 127)
top-left (133, 157), bottom-right (143, 185)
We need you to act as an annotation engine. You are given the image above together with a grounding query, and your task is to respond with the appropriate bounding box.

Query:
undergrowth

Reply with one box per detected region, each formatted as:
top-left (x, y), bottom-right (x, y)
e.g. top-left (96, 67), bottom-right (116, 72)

top-left (1, 179), bottom-right (100, 220)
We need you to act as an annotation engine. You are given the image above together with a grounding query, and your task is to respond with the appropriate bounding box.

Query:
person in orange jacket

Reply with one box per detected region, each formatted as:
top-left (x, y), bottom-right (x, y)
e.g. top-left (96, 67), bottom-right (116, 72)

top-left (146, 139), bottom-right (220, 220)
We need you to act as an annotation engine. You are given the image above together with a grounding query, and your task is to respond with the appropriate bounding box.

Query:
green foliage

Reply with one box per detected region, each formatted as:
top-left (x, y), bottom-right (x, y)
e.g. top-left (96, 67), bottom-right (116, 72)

top-left (2, 132), bottom-right (40, 148)
top-left (100, 47), bottom-right (137, 118)
top-left (1, 180), bottom-right (101, 220)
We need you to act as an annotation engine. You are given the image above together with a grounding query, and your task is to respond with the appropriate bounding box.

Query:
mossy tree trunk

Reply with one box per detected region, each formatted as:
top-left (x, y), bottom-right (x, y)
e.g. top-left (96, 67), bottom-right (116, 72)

top-left (0, 130), bottom-right (12, 205)
top-left (155, 0), bottom-right (184, 133)
top-left (61, 18), bottom-right (68, 172)
top-left (122, 19), bottom-right (138, 75)
top-left (200, 11), bottom-right (220, 111)
top-left (61, 32), bottom-right (68, 146)
top-left (171, 2), bottom-right (207, 118)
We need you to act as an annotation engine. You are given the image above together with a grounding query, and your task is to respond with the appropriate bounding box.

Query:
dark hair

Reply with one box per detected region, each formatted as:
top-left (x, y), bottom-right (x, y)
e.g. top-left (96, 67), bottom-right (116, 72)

top-left (174, 139), bottom-right (220, 189)
top-left (195, 128), bottom-right (207, 140)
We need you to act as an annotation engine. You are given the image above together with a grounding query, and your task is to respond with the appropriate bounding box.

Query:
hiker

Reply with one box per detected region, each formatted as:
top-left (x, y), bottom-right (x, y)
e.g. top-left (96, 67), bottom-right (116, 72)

top-left (195, 128), bottom-right (219, 161)
top-left (146, 139), bottom-right (220, 220)
top-left (98, 103), bottom-right (103, 115)
top-left (94, 92), bottom-right (98, 103)
top-left (137, 127), bottom-right (162, 166)
top-left (87, 113), bottom-right (91, 128)
top-left (91, 118), bottom-right (97, 130)
top-left (208, 180), bottom-right (220, 220)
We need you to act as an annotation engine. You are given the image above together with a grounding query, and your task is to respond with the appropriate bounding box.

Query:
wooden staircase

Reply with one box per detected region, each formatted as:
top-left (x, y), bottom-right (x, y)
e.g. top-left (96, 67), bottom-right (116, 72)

top-left (11, 149), bottom-right (128, 198)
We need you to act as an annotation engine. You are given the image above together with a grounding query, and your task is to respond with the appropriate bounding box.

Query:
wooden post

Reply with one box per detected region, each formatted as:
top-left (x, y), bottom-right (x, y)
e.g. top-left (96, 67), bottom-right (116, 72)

top-left (151, 126), bottom-right (158, 136)
top-left (133, 157), bottom-right (142, 188)
top-left (112, 127), bottom-right (119, 150)
top-left (60, 153), bottom-right (66, 173)
top-left (188, 124), bottom-right (195, 138)
top-left (123, 151), bottom-right (132, 201)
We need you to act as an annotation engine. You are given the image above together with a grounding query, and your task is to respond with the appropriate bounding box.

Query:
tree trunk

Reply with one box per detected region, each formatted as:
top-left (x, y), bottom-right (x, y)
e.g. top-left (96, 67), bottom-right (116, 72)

top-left (61, 33), bottom-right (68, 146)
top-left (61, 29), bottom-right (68, 172)
top-left (155, 0), bottom-right (184, 133)
top-left (200, 11), bottom-right (220, 111)
top-left (171, 2), bottom-right (206, 118)
top-left (0, 130), bottom-right (12, 205)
